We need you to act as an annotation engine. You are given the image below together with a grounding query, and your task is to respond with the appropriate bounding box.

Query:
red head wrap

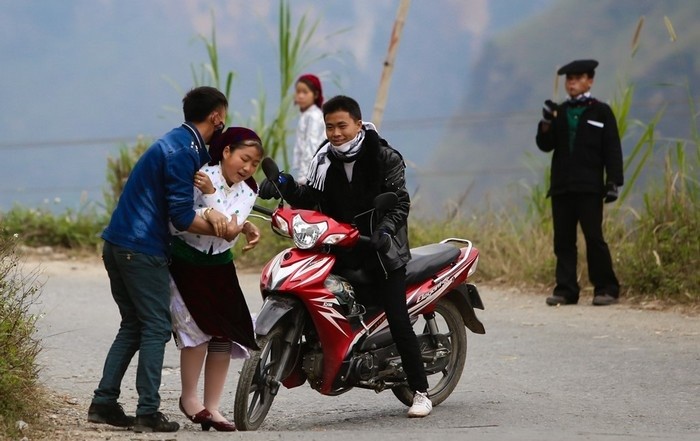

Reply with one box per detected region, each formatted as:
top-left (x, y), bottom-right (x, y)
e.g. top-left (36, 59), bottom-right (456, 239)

top-left (208, 126), bottom-right (261, 165)
top-left (297, 74), bottom-right (324, 108)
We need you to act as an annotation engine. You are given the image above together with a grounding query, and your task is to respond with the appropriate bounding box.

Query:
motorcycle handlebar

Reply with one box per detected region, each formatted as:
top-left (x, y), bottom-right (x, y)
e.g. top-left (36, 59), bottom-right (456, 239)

top-left (252, 204), bottom-right (274, 217)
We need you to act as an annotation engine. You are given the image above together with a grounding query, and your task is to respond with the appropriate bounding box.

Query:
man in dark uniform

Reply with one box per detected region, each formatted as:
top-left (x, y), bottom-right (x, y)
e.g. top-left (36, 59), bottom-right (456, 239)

top-left (536, 59), bottom-right (623, 306)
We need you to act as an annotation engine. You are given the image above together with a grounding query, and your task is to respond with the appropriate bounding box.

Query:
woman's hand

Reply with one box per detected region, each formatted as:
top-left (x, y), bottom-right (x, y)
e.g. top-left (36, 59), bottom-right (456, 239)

top-left (240, 221), bottom-right (261, 252)
top-left (194, 171), bottom-right (215, 194)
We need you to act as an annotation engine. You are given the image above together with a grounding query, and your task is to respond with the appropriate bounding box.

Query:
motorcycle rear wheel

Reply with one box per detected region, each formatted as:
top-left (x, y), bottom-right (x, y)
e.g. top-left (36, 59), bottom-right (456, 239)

top-left (233, 325), bottom-right (287, 431)
top-left (392, 298), bottom-right (467, 406)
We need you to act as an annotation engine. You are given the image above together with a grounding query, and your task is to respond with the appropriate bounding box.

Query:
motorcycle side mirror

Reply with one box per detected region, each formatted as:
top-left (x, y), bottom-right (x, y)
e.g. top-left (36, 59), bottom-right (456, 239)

top-left (351, 192), bottom-right (398, 224)
top-left (262, 157), bottom-right (281, 180)
top-left (373, 192), bottom-right (398, 211)
top-left (261, 157), bottom-right (284, 207)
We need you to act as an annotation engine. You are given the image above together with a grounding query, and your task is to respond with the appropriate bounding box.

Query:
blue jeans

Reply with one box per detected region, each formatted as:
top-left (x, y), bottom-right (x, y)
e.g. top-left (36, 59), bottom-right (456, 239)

top-left (92, 241), bottom-right (172, 415)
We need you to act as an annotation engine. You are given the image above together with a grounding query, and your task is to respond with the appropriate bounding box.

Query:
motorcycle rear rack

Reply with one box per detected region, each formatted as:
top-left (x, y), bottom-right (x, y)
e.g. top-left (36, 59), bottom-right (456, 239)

top-left (434, 238), bottom-right (473, 284)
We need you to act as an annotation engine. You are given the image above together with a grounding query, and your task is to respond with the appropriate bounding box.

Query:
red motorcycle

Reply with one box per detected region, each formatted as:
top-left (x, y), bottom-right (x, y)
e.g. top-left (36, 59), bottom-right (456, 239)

top-left (233, 158), bottom-right (485, 430)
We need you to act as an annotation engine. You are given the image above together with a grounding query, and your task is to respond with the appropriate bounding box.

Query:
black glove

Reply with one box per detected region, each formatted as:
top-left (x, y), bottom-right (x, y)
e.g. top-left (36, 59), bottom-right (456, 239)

top-left (258, 172), bottom-right (294, 200)
top-left (370, 228), bottom-right (392, 254)
top-left (542, 99), bottom-right (558, 123)
top-left (258, 178), bottom-right (278, 200)
top-left (604, 182), bottom-right (619, 204)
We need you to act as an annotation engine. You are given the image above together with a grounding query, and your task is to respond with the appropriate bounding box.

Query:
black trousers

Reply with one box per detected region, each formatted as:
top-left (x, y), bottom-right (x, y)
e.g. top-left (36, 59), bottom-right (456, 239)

top-left (354, 265), bottom-right (429, 393)
top-left (551, 193), bottom-right (620, 301)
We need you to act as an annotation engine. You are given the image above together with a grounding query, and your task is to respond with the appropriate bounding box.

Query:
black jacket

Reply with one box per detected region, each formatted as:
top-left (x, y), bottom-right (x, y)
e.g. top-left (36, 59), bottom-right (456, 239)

top-left (283, 129), bottom-right (411, 273)
top-left (536, 99), bottom-right (623, 196)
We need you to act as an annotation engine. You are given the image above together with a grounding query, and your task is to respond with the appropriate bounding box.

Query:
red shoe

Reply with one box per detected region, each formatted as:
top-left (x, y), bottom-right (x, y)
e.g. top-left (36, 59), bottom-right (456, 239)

top-left (178, 398), bottom-right (212, 424)
top-left (201, 419), bottom-right (236, 431)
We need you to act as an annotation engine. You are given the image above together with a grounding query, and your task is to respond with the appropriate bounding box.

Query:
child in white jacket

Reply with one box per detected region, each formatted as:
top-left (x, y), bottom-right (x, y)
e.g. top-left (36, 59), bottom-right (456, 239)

top-left (292, 74), bottom-right (325, 183)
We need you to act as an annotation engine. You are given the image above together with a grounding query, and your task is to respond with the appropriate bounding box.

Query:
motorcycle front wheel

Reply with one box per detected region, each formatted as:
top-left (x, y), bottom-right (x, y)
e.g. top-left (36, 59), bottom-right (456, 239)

top-left (392, 298), bottom-right (467, 406)
top-left (233, 325), bottom-right (287, 431)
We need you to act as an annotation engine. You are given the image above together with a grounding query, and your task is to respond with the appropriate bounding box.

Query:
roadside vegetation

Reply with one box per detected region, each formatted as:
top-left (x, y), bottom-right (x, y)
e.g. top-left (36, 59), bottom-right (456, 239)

top-left (2, 83), bottom-right (696, 306)
top-left (0, 5), bottom-right (697, 438)
top-left (0, 230), bottom-right (46, 437)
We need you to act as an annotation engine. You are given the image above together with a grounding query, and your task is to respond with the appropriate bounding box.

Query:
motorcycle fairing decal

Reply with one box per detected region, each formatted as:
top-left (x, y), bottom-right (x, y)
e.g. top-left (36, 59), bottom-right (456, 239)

top-left (340, 273), bottom-right (471, 360)
top-left (309, 295), bottom-right (349, 337)
top-left (262, 252), bottom-right (285, 290)
top-left (342, 283), bottom-right (437, 357)
top-left (344, 313), bottom-right (385, 356)
top-left (404, 248), bottom-right (474, 315)
top-left (408, 276), bottom-right (454, 316)
top-left (341, 255), bottom-right (472, 357)
top-left (267, 255), bottom-right (332, 291)
top-left (407, 286), bottom-right (421, 303)
top-left (288, 256), bottom-right (334, 289)
top-left (267, 253), bottom-right (298, 290)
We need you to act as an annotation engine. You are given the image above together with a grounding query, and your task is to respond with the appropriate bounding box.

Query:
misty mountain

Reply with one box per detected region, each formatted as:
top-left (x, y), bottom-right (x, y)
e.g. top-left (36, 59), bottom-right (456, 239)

top-left (428, 0), bottom-right (700, 212)
top-left (0, 0), bottom-right (555, 214)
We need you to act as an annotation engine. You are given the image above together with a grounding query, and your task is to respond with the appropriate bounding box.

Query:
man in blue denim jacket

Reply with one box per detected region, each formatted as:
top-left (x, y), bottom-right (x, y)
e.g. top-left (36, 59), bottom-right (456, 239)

top-left (88, 86), bottom-right (237, 433)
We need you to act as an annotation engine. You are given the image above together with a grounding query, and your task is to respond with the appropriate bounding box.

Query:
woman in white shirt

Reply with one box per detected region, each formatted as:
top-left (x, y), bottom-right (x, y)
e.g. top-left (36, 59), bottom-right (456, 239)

top-left (292, 74), bottom-right (325, 183)
top-left (169, 127), bottom-right (263, 431)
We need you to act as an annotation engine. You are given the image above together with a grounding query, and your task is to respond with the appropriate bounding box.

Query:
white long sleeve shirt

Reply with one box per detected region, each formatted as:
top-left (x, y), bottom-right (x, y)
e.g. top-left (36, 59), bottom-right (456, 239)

top-left (169, 163), bottom-right (257, 254)
top-left (292, 104), bottom-right (325, 183)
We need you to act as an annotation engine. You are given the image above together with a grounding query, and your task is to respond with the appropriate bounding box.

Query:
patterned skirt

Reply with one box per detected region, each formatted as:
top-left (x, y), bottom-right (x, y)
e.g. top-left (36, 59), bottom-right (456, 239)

top-left (169, 241), bottom-right (258, 356)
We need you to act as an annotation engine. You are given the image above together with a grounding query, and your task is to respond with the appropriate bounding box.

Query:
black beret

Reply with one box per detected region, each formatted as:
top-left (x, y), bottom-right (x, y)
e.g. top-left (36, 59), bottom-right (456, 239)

top-left (557, 59), bottom-right (598, 75)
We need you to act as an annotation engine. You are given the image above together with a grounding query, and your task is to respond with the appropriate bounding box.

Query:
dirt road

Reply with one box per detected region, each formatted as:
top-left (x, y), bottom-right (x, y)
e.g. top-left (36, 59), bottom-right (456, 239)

top-left (27, 256), bottom-right (700, 441)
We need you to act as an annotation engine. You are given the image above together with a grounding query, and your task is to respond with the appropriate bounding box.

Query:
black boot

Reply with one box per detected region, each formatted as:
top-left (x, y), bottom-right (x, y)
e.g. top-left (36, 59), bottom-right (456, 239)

top-left (133, 411), bottom-right (179, 433)
top-left (87, 402), bottom-right (135, 428)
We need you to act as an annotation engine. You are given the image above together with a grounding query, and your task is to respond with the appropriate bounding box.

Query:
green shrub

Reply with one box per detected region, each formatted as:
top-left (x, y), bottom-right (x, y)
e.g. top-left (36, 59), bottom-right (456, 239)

top-left (0, 229), bottom-right (46, 437)
top-left (103, 138), bottom-right (150, 215)
top-left (616, 145), bottom-right (700, 303)
top-left (0, 205), bottom-right (106, 251)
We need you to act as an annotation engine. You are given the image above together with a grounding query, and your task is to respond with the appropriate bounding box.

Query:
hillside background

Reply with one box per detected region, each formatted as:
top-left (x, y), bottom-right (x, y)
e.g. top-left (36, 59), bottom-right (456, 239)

top-left (1, 0), bottom-right (698, 216)
top-left (431, 0), bottom-right (700, 212)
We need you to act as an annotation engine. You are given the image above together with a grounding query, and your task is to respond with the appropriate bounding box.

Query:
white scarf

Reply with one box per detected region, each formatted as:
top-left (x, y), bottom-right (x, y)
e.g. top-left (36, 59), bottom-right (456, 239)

top-left (306, 122), bottom-right (377, 191)
top-left (569, 91), bottom-right (592, 103)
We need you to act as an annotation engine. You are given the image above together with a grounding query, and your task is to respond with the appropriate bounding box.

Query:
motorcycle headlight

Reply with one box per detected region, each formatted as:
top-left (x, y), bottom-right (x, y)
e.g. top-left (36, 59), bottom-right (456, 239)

top-left (292, 214), bottom-right (328, 249)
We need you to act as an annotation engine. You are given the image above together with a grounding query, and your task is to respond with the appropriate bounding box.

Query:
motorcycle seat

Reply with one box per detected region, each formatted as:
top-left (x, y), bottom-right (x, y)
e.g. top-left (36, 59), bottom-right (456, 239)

top-left (405, 243), bottom-right (461, 286)
top-left (334, 244), bottom-right (460, 287)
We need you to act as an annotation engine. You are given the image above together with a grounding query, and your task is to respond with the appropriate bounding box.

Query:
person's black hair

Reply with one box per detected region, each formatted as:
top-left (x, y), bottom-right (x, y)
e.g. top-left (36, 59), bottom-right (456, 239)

top-left (322, 95), bottom-right (362, 121)
top-left (208, 127), bottom-right (264, 165)
top-left (182, 86), bottom-right (228, 122)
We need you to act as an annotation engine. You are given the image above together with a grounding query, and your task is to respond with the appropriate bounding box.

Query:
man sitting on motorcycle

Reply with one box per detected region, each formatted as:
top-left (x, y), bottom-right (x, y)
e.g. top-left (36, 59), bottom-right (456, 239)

top-left (259, 95), bottom-right (432, 418)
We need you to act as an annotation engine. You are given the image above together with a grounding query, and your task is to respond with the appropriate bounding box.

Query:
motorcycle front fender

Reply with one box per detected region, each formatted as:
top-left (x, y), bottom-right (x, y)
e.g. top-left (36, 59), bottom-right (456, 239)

top-left (254, 294), bottom-right (303, 336)
top-left (445, 283), bottom-right (486, 335)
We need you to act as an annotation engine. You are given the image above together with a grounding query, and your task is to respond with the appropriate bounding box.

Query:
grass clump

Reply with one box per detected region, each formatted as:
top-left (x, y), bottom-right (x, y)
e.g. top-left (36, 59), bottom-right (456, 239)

top-left (615, 144), bottom-right (700, 304)
top-left (103, 137), bottom-right (150, 216)
top-left (0, 205), bottom-right (106, 252)
top-left (0, 228), bottom-right (46, 437)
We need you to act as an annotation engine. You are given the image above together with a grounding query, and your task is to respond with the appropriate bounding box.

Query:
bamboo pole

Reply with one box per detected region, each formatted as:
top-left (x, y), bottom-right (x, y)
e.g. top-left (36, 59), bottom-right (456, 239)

top-left (371, 0), bottom-right (411, 129)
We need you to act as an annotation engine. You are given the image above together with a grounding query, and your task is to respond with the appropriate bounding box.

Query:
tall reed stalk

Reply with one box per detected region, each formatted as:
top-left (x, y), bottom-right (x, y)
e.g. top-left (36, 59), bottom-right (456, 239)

top-left (163, 11), bottom-right (235, 123)
top-left (257, 0), bottom-right (343, 167)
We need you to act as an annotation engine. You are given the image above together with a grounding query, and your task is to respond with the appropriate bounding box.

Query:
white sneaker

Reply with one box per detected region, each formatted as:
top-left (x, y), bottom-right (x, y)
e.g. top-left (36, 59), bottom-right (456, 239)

top-left (407, 391), bottom-right (432, 418)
